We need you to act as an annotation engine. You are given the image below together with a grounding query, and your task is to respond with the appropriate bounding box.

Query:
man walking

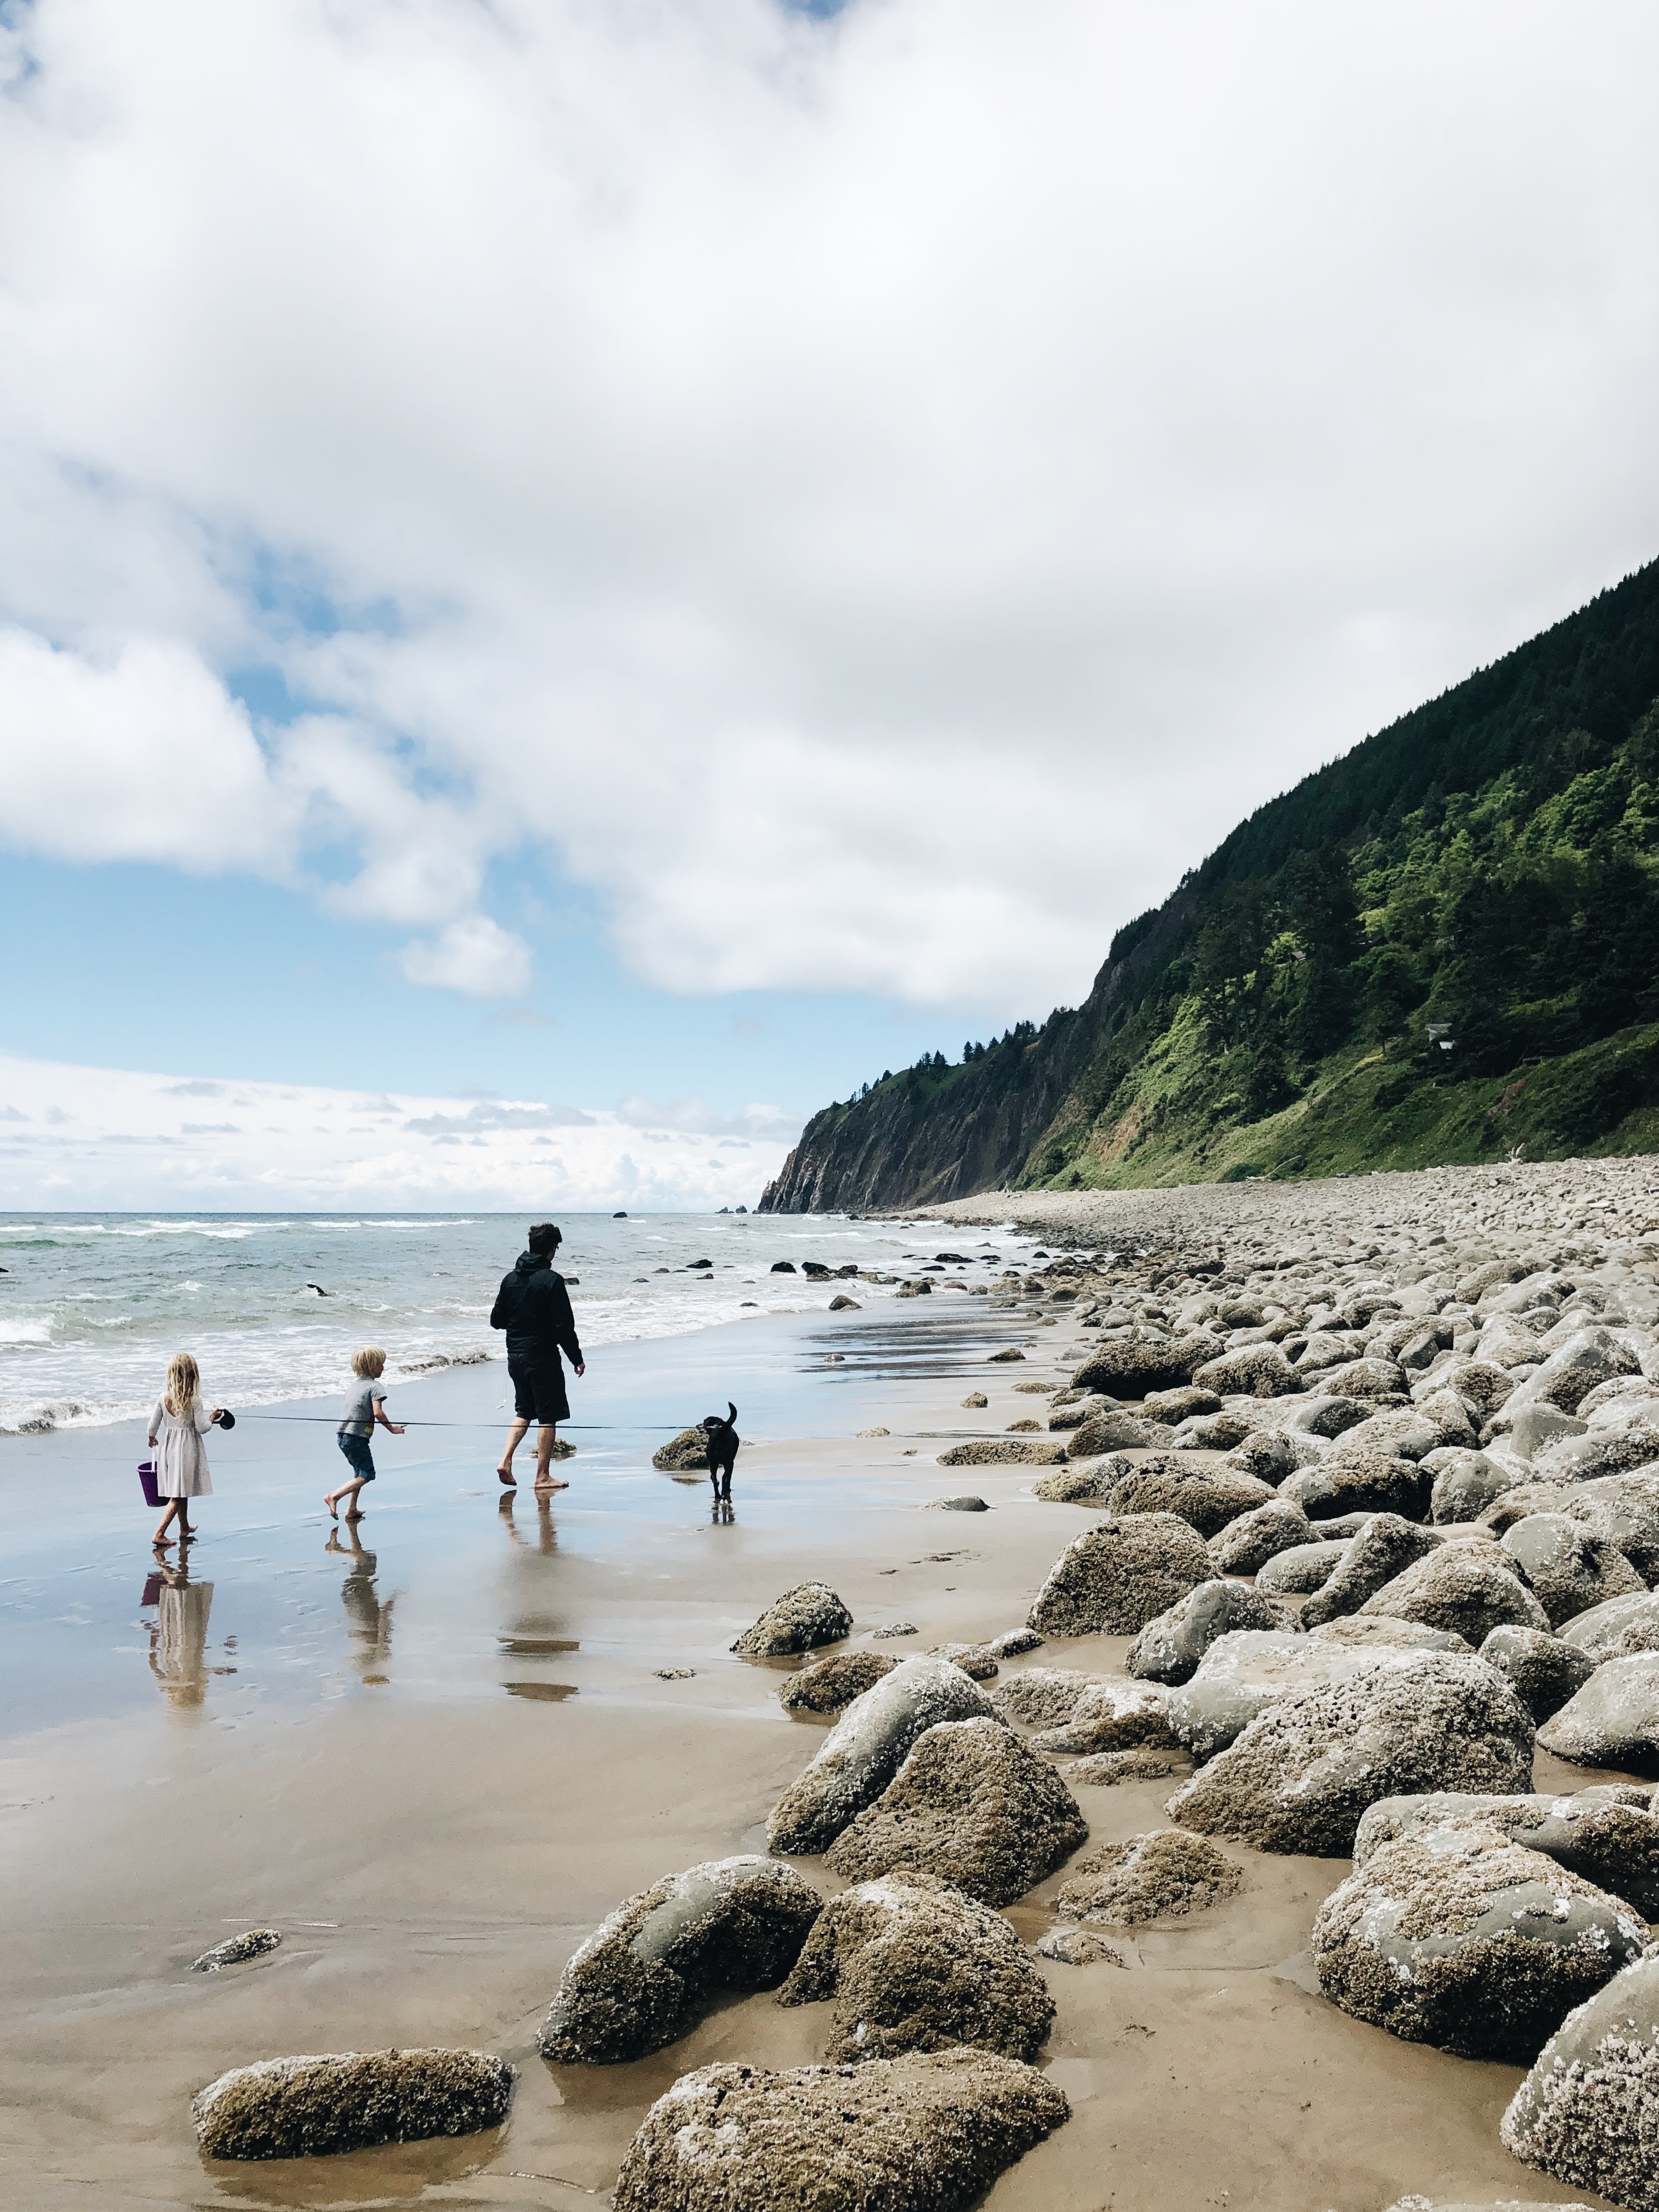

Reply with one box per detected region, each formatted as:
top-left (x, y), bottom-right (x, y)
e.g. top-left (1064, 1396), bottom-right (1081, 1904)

top-left (490, 1222), bottom-right (585, 1491)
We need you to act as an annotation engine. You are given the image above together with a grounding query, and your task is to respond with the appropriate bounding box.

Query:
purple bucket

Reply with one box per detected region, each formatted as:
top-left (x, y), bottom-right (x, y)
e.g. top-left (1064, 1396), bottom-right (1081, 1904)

top-left (138, 1459), bottom-right (165, 1510)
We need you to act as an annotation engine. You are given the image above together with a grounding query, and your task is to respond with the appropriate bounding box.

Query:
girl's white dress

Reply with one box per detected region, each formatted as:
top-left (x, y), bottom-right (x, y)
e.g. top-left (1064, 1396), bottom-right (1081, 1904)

top-left (148, 1401), bottom-right (215, 1497)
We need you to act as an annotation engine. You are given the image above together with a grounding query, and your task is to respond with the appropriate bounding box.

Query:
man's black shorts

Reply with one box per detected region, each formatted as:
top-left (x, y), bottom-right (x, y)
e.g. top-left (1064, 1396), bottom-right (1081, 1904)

top-left (509, 1349), bottom-right (570, 1426)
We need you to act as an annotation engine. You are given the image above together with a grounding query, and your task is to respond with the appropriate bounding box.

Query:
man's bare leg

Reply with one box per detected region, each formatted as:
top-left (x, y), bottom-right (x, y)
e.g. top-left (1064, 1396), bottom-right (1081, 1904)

top-left (498, 1416), bottom-right (530, 1485)
top-left (533, 1421), bottom-right (569, 1491)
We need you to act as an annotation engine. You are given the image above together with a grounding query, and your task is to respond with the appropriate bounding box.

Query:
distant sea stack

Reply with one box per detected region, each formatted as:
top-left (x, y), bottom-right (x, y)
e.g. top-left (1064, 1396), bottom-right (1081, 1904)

top-left (760, 557), bottom-right (1659, 1212)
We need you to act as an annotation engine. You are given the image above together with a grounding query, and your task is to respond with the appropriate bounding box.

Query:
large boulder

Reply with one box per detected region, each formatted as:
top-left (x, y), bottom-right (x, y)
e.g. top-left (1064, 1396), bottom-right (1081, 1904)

top-left (1312, 1822), bottom-right (1643, 2059)
top-left (1359, 1545), bottom-right (1550, 1643)
top-left (1319, 1357), bottom-right (1410, 1400)
top-left (1502, 1513), bottom-right (1646, 1628)
top-left (1539, 1655), bottom-right (1659, 1776)
top-left (1105, 1455), bottom-right (1277, 1537)
top-left (779, 1652), bottom-right (899, 1716)
top-left (1222, 1429), bottom-right (1323, 1486)
top-left (1355, 1787), bottom-right (1659, 1918)
top-left (1027, 1514), bottom-right (1214, 1637)
top-left (733, 1584), bottom-right (854, 1658)
top-left (1559, 1590), bottom-right (1659, 1660)
top-left (1559, 1470), bottom-right (1659, 1578)
top-left (612, 2047), bottom-right (1070, 2212)
top-left (1031, 1464), bottom-right (1115, 1504)
top-left (1165, 1629), bottom-right (1436, 1762)
top-left (1533, 1424), bottom-right (1659, 1484)
top-left (1422, 1357), bottom-right (1517, 1419)
top-left (1126, 1580), bottom-right (1279, 1685)
top-left (1030, 1679), bottom-right (1177, 1756)
top-left (823, 1717), bottom-right (1088, 1906)
top-left (1478, 1626), bottom-right (1598, 1722)
top-left (1280, 1453), bottom-right (1427, 1521)
top-left (1333, 1408), bottom-right (1444, 1462)
top-left (1300, 1515), bottom-right (1440, 1629)
top-left (1427, 1448), bottom-right (1522, 1523)
top-left (192, 2049), bottom-right (515, 2160)
top-left (1502, 1955), bottom-right (1659, 2211)
top-left (990, 1667), bottom-right (1099, 1729)
top-left (1166, 1650), bottom-right (1536, 1854)
top-left (1210, 1497), bottom-right (1315, 1575)
top-left (654, 1427), bottom-right (712, 1472)
top-left (1065, 1410), bottom-right (1166, 1455)
top-left (1508, 1326), bottom-right (1641, 1417)
top-left (1190, 1345), bottom-right (1303, 1398)
top-left (767, 1658), bottom-right (994, 1856)
top-left (1054, 1830), bottom-right (1240, 1926)
top-left (1256, 1539), bottom-right (1349, 1596)
top-left (775, 1869), bottom-right (1053, 2064)
top-left (1141, 1385), bottom-right (1223, 1426)
top-left (537, 1857), bottom-right (823, 2063)
top-left (1071, 1336), bottom-right (1220, 1397)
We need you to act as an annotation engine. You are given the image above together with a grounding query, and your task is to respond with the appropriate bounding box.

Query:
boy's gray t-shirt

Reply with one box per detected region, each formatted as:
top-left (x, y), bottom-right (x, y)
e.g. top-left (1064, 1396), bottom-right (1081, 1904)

top-left (339, 1379), bottom-right (387, 1437)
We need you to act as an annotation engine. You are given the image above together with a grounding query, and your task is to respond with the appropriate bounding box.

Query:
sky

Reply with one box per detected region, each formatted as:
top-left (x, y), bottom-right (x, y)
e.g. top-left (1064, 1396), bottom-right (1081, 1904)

top-left (2, 0), bottom-right (1659, 1207)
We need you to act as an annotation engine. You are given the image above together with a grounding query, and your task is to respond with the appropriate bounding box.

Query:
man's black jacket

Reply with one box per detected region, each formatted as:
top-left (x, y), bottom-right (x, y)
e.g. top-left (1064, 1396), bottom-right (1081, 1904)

top-left (489, 1251), bottom-right (584, 1367)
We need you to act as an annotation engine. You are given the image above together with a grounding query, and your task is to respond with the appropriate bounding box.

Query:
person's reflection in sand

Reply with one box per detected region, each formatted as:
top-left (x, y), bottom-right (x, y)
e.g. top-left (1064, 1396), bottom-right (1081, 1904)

top-left (146, 1565), bottom-right (215, 1709)
top-left (326, 1526), bottom-right (396, 1685)
top-left (498, 1488), bottom-right (558, 1555)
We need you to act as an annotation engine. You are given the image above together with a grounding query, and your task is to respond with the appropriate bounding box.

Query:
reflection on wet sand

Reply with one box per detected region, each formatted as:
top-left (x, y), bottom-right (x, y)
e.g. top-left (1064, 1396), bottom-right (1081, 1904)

top-left (144, 1565), bottom-right (224, 1710)
top-left (496, 1491), bottom-right (579, 1702)
top-left (327, 1527), bottom-right (396, 1687)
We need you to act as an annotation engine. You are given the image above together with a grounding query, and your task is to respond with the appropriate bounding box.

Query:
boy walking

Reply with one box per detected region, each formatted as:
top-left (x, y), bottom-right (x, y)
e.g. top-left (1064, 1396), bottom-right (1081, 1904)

top-left (325, 1347), bottom-right (405, 1521)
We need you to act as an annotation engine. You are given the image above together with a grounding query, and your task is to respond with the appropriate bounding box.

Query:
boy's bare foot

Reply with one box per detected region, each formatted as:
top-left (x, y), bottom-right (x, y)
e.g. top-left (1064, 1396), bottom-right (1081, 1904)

top-left (325, 1497), bottom-right (338, 1520)
top-left (343, 1509), bottom-right (364, 1521)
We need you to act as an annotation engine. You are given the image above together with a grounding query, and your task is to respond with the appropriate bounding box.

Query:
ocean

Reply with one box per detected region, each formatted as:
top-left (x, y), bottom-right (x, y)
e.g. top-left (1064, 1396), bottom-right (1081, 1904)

top-left (0, 1210), bottom-right (1049, 1434)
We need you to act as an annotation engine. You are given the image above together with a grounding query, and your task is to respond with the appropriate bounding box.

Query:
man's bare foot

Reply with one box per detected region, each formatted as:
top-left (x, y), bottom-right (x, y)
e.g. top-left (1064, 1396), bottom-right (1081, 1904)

top-left (325, 1496), bottom-right (339, 1520)
top-left (343, 1509), bottom-right (364, 1521)
top-left (533, 1475), bottom-right (571, 1492)
top-left (496, 1465), bottom-right (517, 1486)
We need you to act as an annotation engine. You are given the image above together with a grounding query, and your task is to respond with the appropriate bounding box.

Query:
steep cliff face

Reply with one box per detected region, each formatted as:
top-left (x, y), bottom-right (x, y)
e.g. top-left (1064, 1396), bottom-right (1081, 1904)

top-left (759, 557), bottom-right (1659, 1212)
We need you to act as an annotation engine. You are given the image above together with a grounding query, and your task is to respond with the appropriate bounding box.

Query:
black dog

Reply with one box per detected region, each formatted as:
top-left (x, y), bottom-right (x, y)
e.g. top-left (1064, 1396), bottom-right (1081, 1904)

top-left (701, 1402), bottom-right (740, 1500)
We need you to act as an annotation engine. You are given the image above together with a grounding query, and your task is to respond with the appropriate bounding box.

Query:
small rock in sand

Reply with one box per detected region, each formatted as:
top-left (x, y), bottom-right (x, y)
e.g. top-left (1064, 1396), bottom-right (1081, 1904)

top-left (938, 1437), bottom-right (1066, 1466)
top-left (191, 1929), bottom-right (281, 1973)
top-left (873, 1622), bottom-right (919, 1638)
top-left (1034, 1926), bottom-right (1126, 1966)
top-left (655, 1666), bottom-right (696, 1680)
top-left (930, 1643), bottom-right (1000, 1679)
top-left (1056, 1829), bottom-right (1241, 1925)
top-left (538, 1856), bottom-right (823, 2064)
top-left (927, 1494), bottom-right (989, 1512)
top-left (732, 1583), bottom-right (855, 1658)
top-left (1030, 1679), bottom-right (1177, 1755)
top-left (775, 1867), bottom-right (1054, 2063)
top-left (653, 1427), bottom-right (712, 1472)
top-left (192, 2048), bottom-right (515, 2160)
top-left (988, 1628), bottom-right (1045, 1658)
top-left (611, 2047), bottom-right (1070, 2212)
top-left (987, 1348), bottom-right (1026, 1363)
top-left (1065, 1748), bottom-right (1185, 1786)
top-left (961, 1392), bottom-right (989, 1408)
top-left (859, 1426), bottom-right (891, 1437)
top-left (825, 1716), bottom-right (1089, 1905)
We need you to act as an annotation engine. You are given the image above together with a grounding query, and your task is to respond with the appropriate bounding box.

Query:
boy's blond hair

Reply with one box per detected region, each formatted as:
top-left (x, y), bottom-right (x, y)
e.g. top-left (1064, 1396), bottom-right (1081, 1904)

top-left (165, 1351), bottom-right (201, 1417)
top-left (352, 1346), bottom-right (387, 1379)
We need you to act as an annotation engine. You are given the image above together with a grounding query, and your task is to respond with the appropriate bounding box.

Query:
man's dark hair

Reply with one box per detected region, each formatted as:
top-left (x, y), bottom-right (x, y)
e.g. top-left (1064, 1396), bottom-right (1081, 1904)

top-left (527, 1222), bottom-right (562, 1256)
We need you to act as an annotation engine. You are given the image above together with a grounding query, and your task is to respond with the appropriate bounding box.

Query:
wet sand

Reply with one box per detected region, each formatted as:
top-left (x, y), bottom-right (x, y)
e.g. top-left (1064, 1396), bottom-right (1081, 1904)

top-left (0, 1293), bottom-right (1622, 2211)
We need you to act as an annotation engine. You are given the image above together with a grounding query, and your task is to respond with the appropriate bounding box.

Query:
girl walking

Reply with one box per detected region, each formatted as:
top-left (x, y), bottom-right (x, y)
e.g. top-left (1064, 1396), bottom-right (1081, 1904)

top-left (325, 1347), bottom-right (405, 1522)
top-left (146, 1352), bottom-right (224, 1549)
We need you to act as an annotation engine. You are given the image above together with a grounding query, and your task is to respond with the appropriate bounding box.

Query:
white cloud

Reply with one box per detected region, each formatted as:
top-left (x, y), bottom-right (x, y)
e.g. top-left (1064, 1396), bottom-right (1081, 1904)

top-left (397, 914), bottom-right (534, 996)
top-left (1, 1), bottom-right (1657, 1014)
top-left (0, 1051), bottom-right (792, 1209)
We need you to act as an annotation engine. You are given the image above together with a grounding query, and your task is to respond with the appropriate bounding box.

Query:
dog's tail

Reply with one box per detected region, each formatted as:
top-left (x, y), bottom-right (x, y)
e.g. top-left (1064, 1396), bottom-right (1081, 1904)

top-left (728, 1401), bottom-right (737, 1424)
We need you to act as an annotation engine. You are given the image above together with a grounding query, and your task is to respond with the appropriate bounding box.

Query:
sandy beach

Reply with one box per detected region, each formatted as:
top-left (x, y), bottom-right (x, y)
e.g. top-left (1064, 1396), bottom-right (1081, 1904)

top-left (3, 1199), bottom-right (1649, 2211)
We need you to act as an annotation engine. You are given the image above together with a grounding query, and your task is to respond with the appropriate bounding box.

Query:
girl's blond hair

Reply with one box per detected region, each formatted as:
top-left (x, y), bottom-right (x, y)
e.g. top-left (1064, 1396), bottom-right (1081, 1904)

top-left (352, 1346), bottom-right (387, 1379)
top-left (165, 1352), bottom-right (201, 1418)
